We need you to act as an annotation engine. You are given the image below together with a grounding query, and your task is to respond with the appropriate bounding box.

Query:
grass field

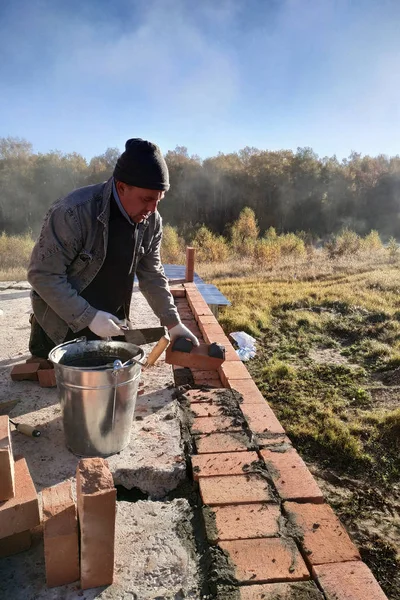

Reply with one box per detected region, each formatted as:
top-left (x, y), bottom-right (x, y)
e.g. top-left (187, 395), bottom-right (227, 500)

top-left (212, 262), bottom-right (400, 599)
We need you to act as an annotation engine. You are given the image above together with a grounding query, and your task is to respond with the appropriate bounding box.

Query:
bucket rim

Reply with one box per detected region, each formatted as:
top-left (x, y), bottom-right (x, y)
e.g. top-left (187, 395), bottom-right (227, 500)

top-left (48, 336), bottom-right (145, 371)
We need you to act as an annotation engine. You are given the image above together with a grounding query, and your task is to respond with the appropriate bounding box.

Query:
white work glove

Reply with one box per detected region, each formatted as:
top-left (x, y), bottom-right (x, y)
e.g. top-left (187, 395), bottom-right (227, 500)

top-left (169, 322), bottom-right (200, 347)
top-left (88, 311), bottom-right (122, 338)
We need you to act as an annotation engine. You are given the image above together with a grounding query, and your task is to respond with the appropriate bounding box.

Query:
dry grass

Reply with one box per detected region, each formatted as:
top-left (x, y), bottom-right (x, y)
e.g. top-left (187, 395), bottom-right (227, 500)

top-left (0, 232), bottom-right (34, 281)
top-left (196, 248), bottom-right (392, 282)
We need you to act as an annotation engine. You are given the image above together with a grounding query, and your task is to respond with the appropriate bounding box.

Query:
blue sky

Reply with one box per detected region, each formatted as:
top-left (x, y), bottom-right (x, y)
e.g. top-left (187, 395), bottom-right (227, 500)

top-left (1, 0), bottom-right (400, 161)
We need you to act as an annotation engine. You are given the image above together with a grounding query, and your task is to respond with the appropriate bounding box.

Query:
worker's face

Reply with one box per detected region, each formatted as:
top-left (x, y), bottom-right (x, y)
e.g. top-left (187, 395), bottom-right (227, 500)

top-left (116, 181), bottom-right (165, 223)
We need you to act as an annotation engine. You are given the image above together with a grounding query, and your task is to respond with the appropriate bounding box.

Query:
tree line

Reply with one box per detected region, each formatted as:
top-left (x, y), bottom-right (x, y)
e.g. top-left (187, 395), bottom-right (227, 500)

top-left (1, 136), bottom-right (400, 240)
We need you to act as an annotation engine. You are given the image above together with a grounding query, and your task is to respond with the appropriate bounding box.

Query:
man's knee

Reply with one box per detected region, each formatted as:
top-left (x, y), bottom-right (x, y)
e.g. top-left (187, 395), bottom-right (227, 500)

top-left (28, 315), bottom-right (55, 359)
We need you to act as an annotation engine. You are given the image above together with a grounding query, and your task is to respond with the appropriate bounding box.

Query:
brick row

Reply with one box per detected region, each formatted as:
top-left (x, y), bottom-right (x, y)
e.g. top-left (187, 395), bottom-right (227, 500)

top-left (181, 282), bottom-right (388, 598)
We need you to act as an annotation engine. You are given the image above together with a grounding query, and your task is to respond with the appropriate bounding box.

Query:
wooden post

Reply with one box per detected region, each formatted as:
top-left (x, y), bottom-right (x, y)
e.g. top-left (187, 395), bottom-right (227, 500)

top-left (185, 247), bottom-right (195, 283)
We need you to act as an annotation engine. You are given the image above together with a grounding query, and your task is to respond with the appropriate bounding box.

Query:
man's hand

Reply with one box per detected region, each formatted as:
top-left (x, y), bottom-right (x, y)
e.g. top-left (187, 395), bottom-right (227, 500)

top-left (168, 322), bottom-right (200, 347)
top-left (89, 311), bottom-right (122, 338)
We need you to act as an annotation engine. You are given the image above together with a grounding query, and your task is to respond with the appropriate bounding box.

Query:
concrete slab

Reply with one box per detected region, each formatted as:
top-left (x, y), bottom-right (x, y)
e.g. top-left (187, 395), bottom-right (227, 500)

top-left (0, 499), bottom-right (201, 599)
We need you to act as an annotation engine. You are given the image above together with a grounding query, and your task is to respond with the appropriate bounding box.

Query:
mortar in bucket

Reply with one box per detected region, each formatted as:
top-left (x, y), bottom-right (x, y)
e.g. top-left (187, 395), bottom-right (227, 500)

top-left (49, 334), bottom-right (169, 457)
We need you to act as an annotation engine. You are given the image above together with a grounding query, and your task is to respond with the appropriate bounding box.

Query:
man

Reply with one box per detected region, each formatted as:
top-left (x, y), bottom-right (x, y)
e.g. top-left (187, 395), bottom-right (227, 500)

top-left (27, 138), bottom-right (199, 357)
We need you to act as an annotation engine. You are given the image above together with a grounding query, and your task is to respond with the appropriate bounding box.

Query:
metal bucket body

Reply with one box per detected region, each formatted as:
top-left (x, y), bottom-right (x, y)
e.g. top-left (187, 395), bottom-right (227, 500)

top-left (49, 338), bottom-right (144, 457)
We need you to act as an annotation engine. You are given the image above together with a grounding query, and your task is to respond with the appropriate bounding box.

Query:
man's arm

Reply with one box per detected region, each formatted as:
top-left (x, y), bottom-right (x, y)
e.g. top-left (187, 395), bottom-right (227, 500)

top-left (27, 204), bottom-right (97, 332)
top-left (135, 219), bottom-right (180, 329)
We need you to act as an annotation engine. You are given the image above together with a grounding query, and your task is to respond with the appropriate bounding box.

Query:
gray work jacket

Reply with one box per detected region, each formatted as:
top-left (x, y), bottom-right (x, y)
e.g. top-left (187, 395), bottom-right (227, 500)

top-left (27, 177), bottom-right (180, 344)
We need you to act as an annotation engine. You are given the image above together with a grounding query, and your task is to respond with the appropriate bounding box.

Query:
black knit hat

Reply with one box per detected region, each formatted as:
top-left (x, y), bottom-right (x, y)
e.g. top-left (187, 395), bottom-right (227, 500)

top-left (113, 138), bottom-right (170, 191)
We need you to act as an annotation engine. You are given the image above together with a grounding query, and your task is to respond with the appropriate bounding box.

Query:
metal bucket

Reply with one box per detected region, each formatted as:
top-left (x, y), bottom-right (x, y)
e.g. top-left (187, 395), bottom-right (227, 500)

top-left (49, 337), bottom-right (145, 457)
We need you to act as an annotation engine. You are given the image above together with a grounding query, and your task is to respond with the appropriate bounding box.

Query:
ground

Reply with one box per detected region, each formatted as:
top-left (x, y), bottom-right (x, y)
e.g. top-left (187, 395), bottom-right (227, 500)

top-left (0, 283), bottom-right (202, 600)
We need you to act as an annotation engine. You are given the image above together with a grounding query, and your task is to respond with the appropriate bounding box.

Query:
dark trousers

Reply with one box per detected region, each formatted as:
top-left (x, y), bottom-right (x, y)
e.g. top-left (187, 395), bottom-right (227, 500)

top-left (28, 315), bottom-right (98, 358)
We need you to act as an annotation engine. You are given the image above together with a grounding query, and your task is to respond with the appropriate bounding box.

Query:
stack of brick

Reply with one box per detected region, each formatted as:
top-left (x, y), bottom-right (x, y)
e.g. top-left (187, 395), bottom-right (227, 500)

top-left (172, 283), bottom-right (389, 600)
top-left (10, 356), bottom-right (56, 388)
top-left (42, 458), bottom-right (116, 590)
top-left (0, 415), bottom-right (40, 558)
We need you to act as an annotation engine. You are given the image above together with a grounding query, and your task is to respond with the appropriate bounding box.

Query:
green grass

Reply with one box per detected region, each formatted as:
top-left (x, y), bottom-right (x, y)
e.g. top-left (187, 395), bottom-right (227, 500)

top-left (216, 266), bottom-right (400, 487)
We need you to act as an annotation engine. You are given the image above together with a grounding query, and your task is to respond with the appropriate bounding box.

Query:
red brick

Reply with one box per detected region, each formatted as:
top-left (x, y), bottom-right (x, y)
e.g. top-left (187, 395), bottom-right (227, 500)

top-left (218, 361), bottom-right (252, 386)
top-left (199, 321), bottom-right (225, 338)
top-left (186, 295), bottom-right (205, 312)
top-left (177, 322), bottom-right (202, 337)
top-left (10, 362), bottom-right (40, 381)
top-left (195, 432), bottom-right (251, 454)
top-left (192, 370), bottom-right (223, 386)
top-left (260, 449), bottom-right (324, 503)
top-left (197, 334), bottom-right (240, 361)
top-left (207, 503), bottom-right (280, 542)
top-left (0, 456), bottom-right (40, 538)
top-left (241, 404), bottom-right (286, 436)
top-left (219, 538), bottom-right (309, 583)
top-left (0, 529), bottom-right (31, 558)
top-left (190, 302), bottom-right (214, 317)
top-left (0, 416), bottom-right (15, 501)
top-left (257, 435), bottom-right (292, 448)
top-left (178, 311), bottom-right (196, 320)
top-left (76, 458), bottom-right (116, 590)
top-left (194, 378), bottom-right (223, 388)
top-left (239, 581), bottom-right (324, 599)
top-left (170, 287), bottom-right (186, 298)
top-left (313, 561), bottom-right (388, 600)
top-left (185, 246), bottom-right (195, 282)
top-left (42, 481), bottom-right (80, 587)
top-left (190, 403), bottom-right (222, 418)
top-left (228, 379), bottom-right (267, 404)
top-left (192, 416), bottom-right (244, 435)
top-left (198, 315), bottom-right (219, 325)
top-left (184, 388), bottom-right (233, 404)
top-left (284, 501), bottom-right (360, 565)
top-left (166, 342), bottom-right (224, 371)
top-left (38, 368), bottom-right (57, 388)
top-left (192, 451), bottom-right (258, 480)
top-left (196, 331), bottom-right (229, 345)
top-left (26, 356), bottom-right (54, 369)
top-left (177, 297), bottom-right (194, 305)
top-left (186, 290), bottom-right (204, 303)
top-left (199, 474), bottom-right (272, 505)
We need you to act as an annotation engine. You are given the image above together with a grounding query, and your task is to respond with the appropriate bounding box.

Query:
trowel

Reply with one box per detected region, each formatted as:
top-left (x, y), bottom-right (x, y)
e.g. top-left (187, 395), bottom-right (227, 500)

top-left (120, 325), bottom-right (168, 346)
top-left (118, 325), bottom-right (171, 369)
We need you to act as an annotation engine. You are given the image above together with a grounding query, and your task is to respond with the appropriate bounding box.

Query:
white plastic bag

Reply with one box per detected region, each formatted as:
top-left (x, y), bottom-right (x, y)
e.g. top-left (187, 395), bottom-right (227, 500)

top-left (230, 331), bottom-right (257, 361)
